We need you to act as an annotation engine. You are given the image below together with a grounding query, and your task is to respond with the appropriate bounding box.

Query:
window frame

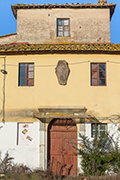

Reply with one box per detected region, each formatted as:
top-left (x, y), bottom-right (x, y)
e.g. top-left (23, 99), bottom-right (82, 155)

top-left (91, 63), bottom-right (106, 86)
top-left (57, 18), bottom-right (70, 37)
top-left (18, 63), bottom-right (34, 86)
top-left (91, 123), bottom-right (107, 137)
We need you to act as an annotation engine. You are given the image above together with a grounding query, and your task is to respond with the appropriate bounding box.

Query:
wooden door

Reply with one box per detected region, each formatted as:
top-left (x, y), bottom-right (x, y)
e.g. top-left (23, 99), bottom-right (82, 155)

top-left (48, 119), bottom-right (77, 175)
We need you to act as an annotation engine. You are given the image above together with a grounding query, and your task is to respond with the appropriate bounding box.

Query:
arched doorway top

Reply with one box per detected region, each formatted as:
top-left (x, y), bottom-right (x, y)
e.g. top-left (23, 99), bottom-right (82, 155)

top-left (48, 118), bottom-right (77, 132)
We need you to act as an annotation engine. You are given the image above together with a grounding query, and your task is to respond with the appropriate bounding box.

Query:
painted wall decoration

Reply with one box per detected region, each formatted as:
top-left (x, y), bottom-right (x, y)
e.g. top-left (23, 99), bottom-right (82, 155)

top-left (79, 144), bottom-right (85, 149)
top-left (17, 123), bottom-right (33, 145)
top-left (55, 60), bottom-right (70, 85)
top-left (22, 129), bottom-right (28, 134)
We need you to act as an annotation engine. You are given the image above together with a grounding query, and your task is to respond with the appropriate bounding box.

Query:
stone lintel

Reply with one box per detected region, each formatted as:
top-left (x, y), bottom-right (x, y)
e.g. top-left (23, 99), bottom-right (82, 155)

top-left (38, 106), bottom-right (87, 112)
top-left (35, 106), bottom-right (87, 120)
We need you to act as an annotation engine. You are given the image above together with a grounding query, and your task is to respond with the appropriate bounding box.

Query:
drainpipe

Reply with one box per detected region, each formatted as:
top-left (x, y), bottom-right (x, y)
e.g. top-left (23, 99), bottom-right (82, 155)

top-left (0, 57), bottom-right (6, 123)
top-left (44, 120), bottom-right (45, 170)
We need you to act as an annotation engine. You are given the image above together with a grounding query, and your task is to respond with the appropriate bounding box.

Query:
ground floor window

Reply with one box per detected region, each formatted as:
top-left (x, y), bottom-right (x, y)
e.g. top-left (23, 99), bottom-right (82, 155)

top-left (91, 123), bottom-right (107, 137)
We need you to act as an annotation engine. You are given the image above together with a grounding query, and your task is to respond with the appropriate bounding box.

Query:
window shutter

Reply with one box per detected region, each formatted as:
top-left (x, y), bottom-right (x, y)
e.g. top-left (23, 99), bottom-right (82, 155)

top-left (108, 123), bottom-right (119, 142)
top-left (85, 123), bottom-right (91, 137)
top-left (19, 64), bottom-right (26, 86)
top-left (91, 63), bottom-right (98, 86)
top-left (27, 64), bottom-right (34, 86)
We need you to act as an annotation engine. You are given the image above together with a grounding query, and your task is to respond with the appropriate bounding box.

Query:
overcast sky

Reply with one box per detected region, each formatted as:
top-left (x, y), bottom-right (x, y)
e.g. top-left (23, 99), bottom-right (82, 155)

top-left (0, 0), bottom-right (119, 43)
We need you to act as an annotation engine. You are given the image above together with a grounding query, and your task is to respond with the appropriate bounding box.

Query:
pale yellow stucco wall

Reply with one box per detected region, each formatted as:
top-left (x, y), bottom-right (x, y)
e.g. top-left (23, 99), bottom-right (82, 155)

top-left (0, 54), bottom-right (120, 122)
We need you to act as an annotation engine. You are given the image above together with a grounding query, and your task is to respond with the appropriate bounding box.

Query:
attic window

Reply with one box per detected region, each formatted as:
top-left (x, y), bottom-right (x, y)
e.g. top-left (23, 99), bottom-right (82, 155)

top-left (57, 18), bottom-right (70, 37)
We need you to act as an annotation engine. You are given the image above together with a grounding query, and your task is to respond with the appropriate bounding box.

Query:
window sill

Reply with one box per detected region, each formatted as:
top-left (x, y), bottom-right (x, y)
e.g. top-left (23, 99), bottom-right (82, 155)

top-left (18, 86), bottom-right (34, 87)
top-left (56, 36), bottom-right (71, 39)
top-left (91, 85), bottom-right (107, 87)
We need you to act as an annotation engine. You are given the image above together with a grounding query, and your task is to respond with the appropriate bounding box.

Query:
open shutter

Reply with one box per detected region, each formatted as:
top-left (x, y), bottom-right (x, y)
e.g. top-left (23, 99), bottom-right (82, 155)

top-left (27, 64), bottom-right (34, 86)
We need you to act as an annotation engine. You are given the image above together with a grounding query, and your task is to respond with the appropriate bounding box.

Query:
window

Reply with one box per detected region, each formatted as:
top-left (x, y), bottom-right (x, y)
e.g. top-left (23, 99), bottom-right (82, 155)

top-left (19, 63), bottom-right (34, 86)
top-left (91, 63), bottom-right (106, 86)
top-left (57, 19), bottom-right (70, 37)
top-left (91, 124), bottom-right (107, 137)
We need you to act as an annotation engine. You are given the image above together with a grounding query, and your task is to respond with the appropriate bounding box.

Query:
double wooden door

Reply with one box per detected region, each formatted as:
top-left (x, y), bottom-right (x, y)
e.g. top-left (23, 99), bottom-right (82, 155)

top-left (48, 119), bottom-right (77, 175)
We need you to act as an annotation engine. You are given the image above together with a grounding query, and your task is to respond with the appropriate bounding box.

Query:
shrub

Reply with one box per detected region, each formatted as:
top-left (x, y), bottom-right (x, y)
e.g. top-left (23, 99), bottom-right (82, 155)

top-left (77, 126), bottom-right (120, 176)
top-left (0, 156), bottom-right (14, 174)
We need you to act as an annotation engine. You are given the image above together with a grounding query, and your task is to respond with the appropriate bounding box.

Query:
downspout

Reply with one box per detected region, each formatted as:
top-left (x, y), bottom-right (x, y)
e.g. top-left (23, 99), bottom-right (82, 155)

top-left (44, 120), bottom-right (45, 170)
top-left (0, 57), bottom-right (6, 123)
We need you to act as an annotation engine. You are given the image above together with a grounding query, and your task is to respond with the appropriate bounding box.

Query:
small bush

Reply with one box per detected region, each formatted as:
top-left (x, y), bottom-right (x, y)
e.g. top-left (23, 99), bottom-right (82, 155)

top-left (77, 126), bottom-right (120, 176)
top-left (0, 156), bottom-right (14, 174)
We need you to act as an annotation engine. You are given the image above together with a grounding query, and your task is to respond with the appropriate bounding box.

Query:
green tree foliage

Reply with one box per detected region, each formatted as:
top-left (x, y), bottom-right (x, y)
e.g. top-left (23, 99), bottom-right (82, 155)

top-left (77, 126), bottom-right (120, 176)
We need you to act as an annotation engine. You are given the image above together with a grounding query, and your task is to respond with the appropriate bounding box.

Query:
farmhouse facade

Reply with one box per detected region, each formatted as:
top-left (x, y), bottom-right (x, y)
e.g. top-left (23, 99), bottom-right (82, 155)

top-left (0, 0), bottom-right (120, 175)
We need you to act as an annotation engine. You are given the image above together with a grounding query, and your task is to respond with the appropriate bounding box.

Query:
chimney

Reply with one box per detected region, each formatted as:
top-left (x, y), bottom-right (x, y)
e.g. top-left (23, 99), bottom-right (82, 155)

top-left (98, 0), bottom-right (107, 4)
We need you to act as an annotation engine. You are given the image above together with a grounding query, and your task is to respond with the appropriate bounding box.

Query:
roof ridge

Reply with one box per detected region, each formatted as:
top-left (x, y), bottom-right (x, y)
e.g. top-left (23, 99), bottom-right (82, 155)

top-left (11, 2), bottom-right (116, 5)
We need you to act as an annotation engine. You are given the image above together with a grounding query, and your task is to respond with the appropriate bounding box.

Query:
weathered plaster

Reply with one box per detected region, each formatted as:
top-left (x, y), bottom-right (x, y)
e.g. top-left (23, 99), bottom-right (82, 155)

top-left (0, 8), bottom-right (111, 44)
top-left (16, 8), bottom-right (110, 44)
top-left (0, 122), bottom-right (40, 169)
top-left (0, 34), bottom-right (17, 45)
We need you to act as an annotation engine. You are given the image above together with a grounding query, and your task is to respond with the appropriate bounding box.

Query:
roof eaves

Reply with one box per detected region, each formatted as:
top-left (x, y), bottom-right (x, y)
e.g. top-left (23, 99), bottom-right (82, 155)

top-left (11, 3), bottom-right (116, 19)
top-left (0, 43), bottom-right (120, 55)
top-left (0, 33), bottom-right (17, 39)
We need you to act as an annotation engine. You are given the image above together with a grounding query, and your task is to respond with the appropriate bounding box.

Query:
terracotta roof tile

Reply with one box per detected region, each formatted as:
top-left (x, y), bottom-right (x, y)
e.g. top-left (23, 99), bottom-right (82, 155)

top-left (0, 43), bottom-right (120, 55)
top-left (11, 3), bottom-right (116, 19)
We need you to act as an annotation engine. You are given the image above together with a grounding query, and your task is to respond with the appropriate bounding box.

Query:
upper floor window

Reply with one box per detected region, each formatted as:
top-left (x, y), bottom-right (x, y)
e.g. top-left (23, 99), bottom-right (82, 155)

top-left (91, 63), bottom-right (106, 86)
top-left (91, 123), bottom-right (107, 137)
top-left (57, 18), bottom-right (70, 37)
top-left (19, 63), bottom-right (34, 86)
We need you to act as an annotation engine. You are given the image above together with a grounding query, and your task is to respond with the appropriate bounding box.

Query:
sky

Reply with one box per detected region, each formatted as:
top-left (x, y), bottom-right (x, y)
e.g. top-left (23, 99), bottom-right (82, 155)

top-left (0, 0), bottom-right (120, 43)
